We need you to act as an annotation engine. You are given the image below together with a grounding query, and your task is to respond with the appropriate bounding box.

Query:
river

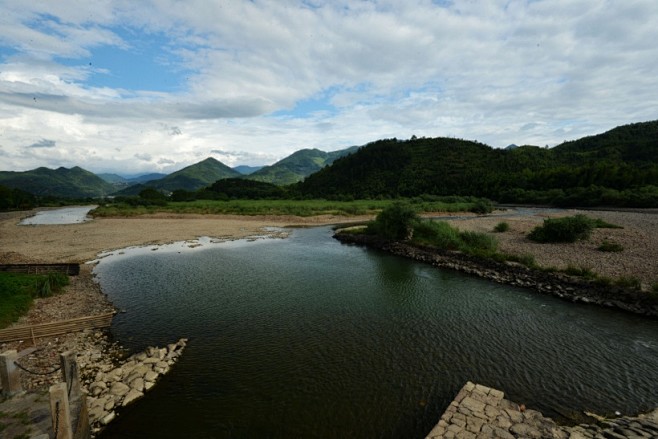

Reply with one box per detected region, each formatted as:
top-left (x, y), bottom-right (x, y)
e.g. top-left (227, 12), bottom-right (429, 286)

top-left (94, 226), bottom-right (658, 438)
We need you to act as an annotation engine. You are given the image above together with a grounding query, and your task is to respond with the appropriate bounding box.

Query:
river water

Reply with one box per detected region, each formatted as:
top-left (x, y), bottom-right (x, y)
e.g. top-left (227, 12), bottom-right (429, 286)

top-left (19, 205), bottom-right (96, 225)
top-left (94, 226), bottom-right (658, 438)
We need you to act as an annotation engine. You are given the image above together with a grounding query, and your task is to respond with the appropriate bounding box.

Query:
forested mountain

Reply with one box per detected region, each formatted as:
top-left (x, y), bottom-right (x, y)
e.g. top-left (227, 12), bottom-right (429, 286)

top-left (295, 121), bottom-right (658, 206)
top-left (246, 145), bottom-right (359, 185)
top-left (117, 158), bottom-right (241, 194)
top-left (233, 165), bottom-right (263, 175)
top-left (0, 166), bottom-right (115, 198)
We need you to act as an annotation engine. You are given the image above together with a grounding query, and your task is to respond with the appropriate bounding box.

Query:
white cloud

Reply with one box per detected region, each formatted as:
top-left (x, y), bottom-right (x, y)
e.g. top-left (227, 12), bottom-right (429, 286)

top-left (0, 0), bottom-right (657, 174)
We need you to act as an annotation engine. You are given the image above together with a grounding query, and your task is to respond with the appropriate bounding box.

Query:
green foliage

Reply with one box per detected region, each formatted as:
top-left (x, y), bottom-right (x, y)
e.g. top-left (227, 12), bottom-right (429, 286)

top-left (0, 272), bottom-right (68, 328)
top-left (597, 240), bottom-right (624, 252)
top-left (528, 214), bottom-right (595, 243)
top-left (92, 198), bottom-right (482, 218)
top-left (412, 220), bottom-right (463, 250)
top-left (469, 199), bottom-right (494, 214)
top-left (502, 253), bottom-right (537, 268)
top-left (367, 203), bottom-right (419, 240)
top-left (246, 146), bottom-right (359, 185)
top-left (293, 121), bottom-right (658, 207)
top-left (0, 184), bottom-right (37, 210)
top-left (614, 276), bottom-right (641, 289)
top-left (563, 265), bottom-right (597, 279)
top-left (591, 218), bottom-right (624, 229)
top-left (410, 220), bottom-right (498, 256)
top-left (0, 166), bottom-right (115, 198)
top-left (493, 221), bottom-right (510, 233)
top-left (208, 178), bottom-right (287, 199)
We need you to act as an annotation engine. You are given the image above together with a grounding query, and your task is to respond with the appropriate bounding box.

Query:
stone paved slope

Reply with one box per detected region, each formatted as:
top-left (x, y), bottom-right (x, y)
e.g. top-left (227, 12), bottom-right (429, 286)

top-left (426, 382), bottom-right (658, 439)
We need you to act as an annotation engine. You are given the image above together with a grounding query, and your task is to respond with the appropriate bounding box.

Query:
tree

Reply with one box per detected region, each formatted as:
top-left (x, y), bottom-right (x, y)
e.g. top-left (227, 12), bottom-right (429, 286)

top-left (369, 203), bottom-right (419, 240)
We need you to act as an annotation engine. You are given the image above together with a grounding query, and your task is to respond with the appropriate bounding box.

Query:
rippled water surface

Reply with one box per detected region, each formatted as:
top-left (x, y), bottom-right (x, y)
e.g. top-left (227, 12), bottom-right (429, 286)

top-left (19, 205), bottom-right (96, 225)
top-left (94, 227), bottom-right (658, 438)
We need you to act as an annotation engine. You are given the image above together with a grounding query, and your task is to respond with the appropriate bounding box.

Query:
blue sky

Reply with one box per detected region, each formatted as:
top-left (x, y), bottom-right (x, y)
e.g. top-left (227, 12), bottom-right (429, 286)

top-left (1, 0), bottom-right (657, 174)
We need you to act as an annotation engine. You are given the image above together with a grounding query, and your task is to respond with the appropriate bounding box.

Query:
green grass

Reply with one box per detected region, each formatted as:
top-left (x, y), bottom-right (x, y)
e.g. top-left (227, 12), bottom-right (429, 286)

top-left (528, 214), bottom-right (595, 243)
top-left (597, 240), bottom-right (624, 252)
top-left (493, 221), bottom-right (510, 233)
top-left (411, 220), bottom-right (498, 256)
top-left (592, 218), bottom-right (624, 229)
top-left (93, 198), bottom-right (484, 218)
top-left (0, 272), bottom-right (69, 328)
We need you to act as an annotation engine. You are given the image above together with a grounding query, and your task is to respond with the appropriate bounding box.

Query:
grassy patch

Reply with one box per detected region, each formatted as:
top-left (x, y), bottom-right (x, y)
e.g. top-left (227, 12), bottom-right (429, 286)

top-left (563, 265), bottom-right (597, 279)
top-left (93, 198), bottom-right (487, 218)
top-left (592, 218), bottom-right (624, 229)
top-left (0, 272), bottom-right (69, 328)
top-left (528, 214), bottom-right (595, 243)
top-left (597, 240), bottom-right (624, 252)
top-left (493, 221), bottom-right (510, 233)
top-left (411, 220), bottom-right (498, 256)
top-left (614, 276), bottom-right (641, 290)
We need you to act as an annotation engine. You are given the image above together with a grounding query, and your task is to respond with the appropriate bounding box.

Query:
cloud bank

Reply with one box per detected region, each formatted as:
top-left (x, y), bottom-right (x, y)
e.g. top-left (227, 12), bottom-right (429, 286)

top-left (1, 0), bottom-right (657, 174)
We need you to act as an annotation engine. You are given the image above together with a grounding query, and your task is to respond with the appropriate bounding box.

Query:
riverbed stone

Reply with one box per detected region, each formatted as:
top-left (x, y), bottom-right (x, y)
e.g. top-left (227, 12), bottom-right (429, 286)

top-left (109, 381), bottom-right (130, 396)
top-left (122, 388), bottom-right (143, 406)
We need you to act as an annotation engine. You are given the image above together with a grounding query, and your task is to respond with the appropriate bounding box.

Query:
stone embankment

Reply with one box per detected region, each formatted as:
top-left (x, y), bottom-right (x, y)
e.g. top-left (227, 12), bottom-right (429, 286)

top-left (334, 233), bottom-right (658, 318)
top-left (83, 338), bottom-right (188, 435)
top-left (426, 382), bottom-right (658, 439)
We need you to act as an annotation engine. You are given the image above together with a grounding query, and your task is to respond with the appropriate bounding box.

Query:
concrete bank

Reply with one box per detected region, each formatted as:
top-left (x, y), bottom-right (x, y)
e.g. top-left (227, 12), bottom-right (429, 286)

top-left (426, 382), bottom-right (658, 439)
top-left (333, 233), bottom-right (658, 318)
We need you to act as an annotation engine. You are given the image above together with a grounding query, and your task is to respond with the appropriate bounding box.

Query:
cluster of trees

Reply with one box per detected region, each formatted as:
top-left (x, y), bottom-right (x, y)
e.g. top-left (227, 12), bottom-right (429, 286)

top-left (0, 184), bottom-right (37, 210)
top-left (294, 121), bottom-right (658, 207)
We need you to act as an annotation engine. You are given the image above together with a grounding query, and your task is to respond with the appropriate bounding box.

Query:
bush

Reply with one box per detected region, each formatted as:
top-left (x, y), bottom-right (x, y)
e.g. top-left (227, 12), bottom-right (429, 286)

top-left (564, 265), bottom-right (596, 279)
top-left (598, 240), bottom-right (623, 252)
top-left (614, 276), bottom-right (641, 290)
top-left (592, 218), bottom-right (623, 229)
top-left (528, 214), bottom-right (595, 243)
top-left (493, 222), bottom-right (509, 233)
top-left (412, 220), bottom-right (462, 250)
top-left (411, 220), bottom-right (498, 255)
top-left (470, 199), bottom-right (493, 215)
top-left (368, 203), bottom-right (419, 240)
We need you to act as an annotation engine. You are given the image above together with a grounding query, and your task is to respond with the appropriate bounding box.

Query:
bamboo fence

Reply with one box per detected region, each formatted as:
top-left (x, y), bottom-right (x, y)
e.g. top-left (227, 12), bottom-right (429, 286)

top-left (0, 312), bottom-right (114, 344)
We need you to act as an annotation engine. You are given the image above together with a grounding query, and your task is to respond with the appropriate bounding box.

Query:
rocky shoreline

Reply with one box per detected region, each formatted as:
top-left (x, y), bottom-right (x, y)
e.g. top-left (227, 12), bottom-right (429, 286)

top-left (84, 338), bottom-right (188, 434)
top-left (333, 232), bottom-right (658, 318)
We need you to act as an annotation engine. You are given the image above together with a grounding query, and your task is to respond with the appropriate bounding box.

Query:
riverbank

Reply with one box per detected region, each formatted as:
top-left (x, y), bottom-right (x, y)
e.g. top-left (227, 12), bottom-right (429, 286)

top-left (335, 211), bottom-right (658, 317)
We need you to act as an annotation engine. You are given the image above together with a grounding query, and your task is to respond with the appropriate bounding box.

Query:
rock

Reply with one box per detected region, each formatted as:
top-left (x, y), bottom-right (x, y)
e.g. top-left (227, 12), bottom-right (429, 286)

top-left (130, 377), bottom-right (145, 392)
top-left (101, 412), bottom-right (116, 425)
top-left (109, 381), bottom-right (130, 396)
top-left (510, 422), bottom-right (542, 438)
top-left (122, 388), bottom-right (144, 406)
top-left (144, 370), bottom-right (159, 382)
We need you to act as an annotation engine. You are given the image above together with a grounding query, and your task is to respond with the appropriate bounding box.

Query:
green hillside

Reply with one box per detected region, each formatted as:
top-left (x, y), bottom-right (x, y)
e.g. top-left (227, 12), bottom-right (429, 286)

top-left (118, 157), bottom-right (241, 194)
top-left (0, 166), bottom-right (115, 198)
top-left (295, 121), bottom-right (658, 207)
top-left (246, 145), bottom-right (359, 185)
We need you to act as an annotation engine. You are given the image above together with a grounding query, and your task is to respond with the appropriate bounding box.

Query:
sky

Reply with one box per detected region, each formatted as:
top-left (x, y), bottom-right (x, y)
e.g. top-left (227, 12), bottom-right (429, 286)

top-left (1, 0), bottom-right (657, 175)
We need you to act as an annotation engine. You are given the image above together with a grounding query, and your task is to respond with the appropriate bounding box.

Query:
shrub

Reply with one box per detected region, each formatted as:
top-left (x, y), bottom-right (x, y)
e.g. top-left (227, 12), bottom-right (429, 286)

top-left (412, 220), bottom-right (462, 250)
top-left (564, 265), bottom-right (596, 279)
top-left (459, 231), bottom-right (498, 253)
top-left (412, 220), bottom-right (498, 255)
top-left (592, 218), bottom-right (623, 229)
top-left (597, 240), bottom-right (623, 252)
top-left (368, 203), bottom-right (419, 240)
top-left (614, 276), bottom-right (641, 290)
top-left (493, 222), bottom-right (510, 233)
top-left (528, 214), bottom-right (594, 243)
top-left (470, 199), bottom-right (493, 215)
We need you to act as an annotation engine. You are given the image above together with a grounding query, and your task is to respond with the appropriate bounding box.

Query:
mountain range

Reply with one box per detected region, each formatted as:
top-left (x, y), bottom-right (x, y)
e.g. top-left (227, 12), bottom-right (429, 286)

top-left (1, 120), bottom-right (656, 206)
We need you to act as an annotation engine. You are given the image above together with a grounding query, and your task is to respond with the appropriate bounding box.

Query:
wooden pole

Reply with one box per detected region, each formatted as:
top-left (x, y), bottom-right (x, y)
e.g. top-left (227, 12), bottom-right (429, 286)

top-left (0, 350), bottom-right (22, 396)
top-left (50, 382), bottom-right (73, 439)
top-left (60, 351), bottom-right (81, 401)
